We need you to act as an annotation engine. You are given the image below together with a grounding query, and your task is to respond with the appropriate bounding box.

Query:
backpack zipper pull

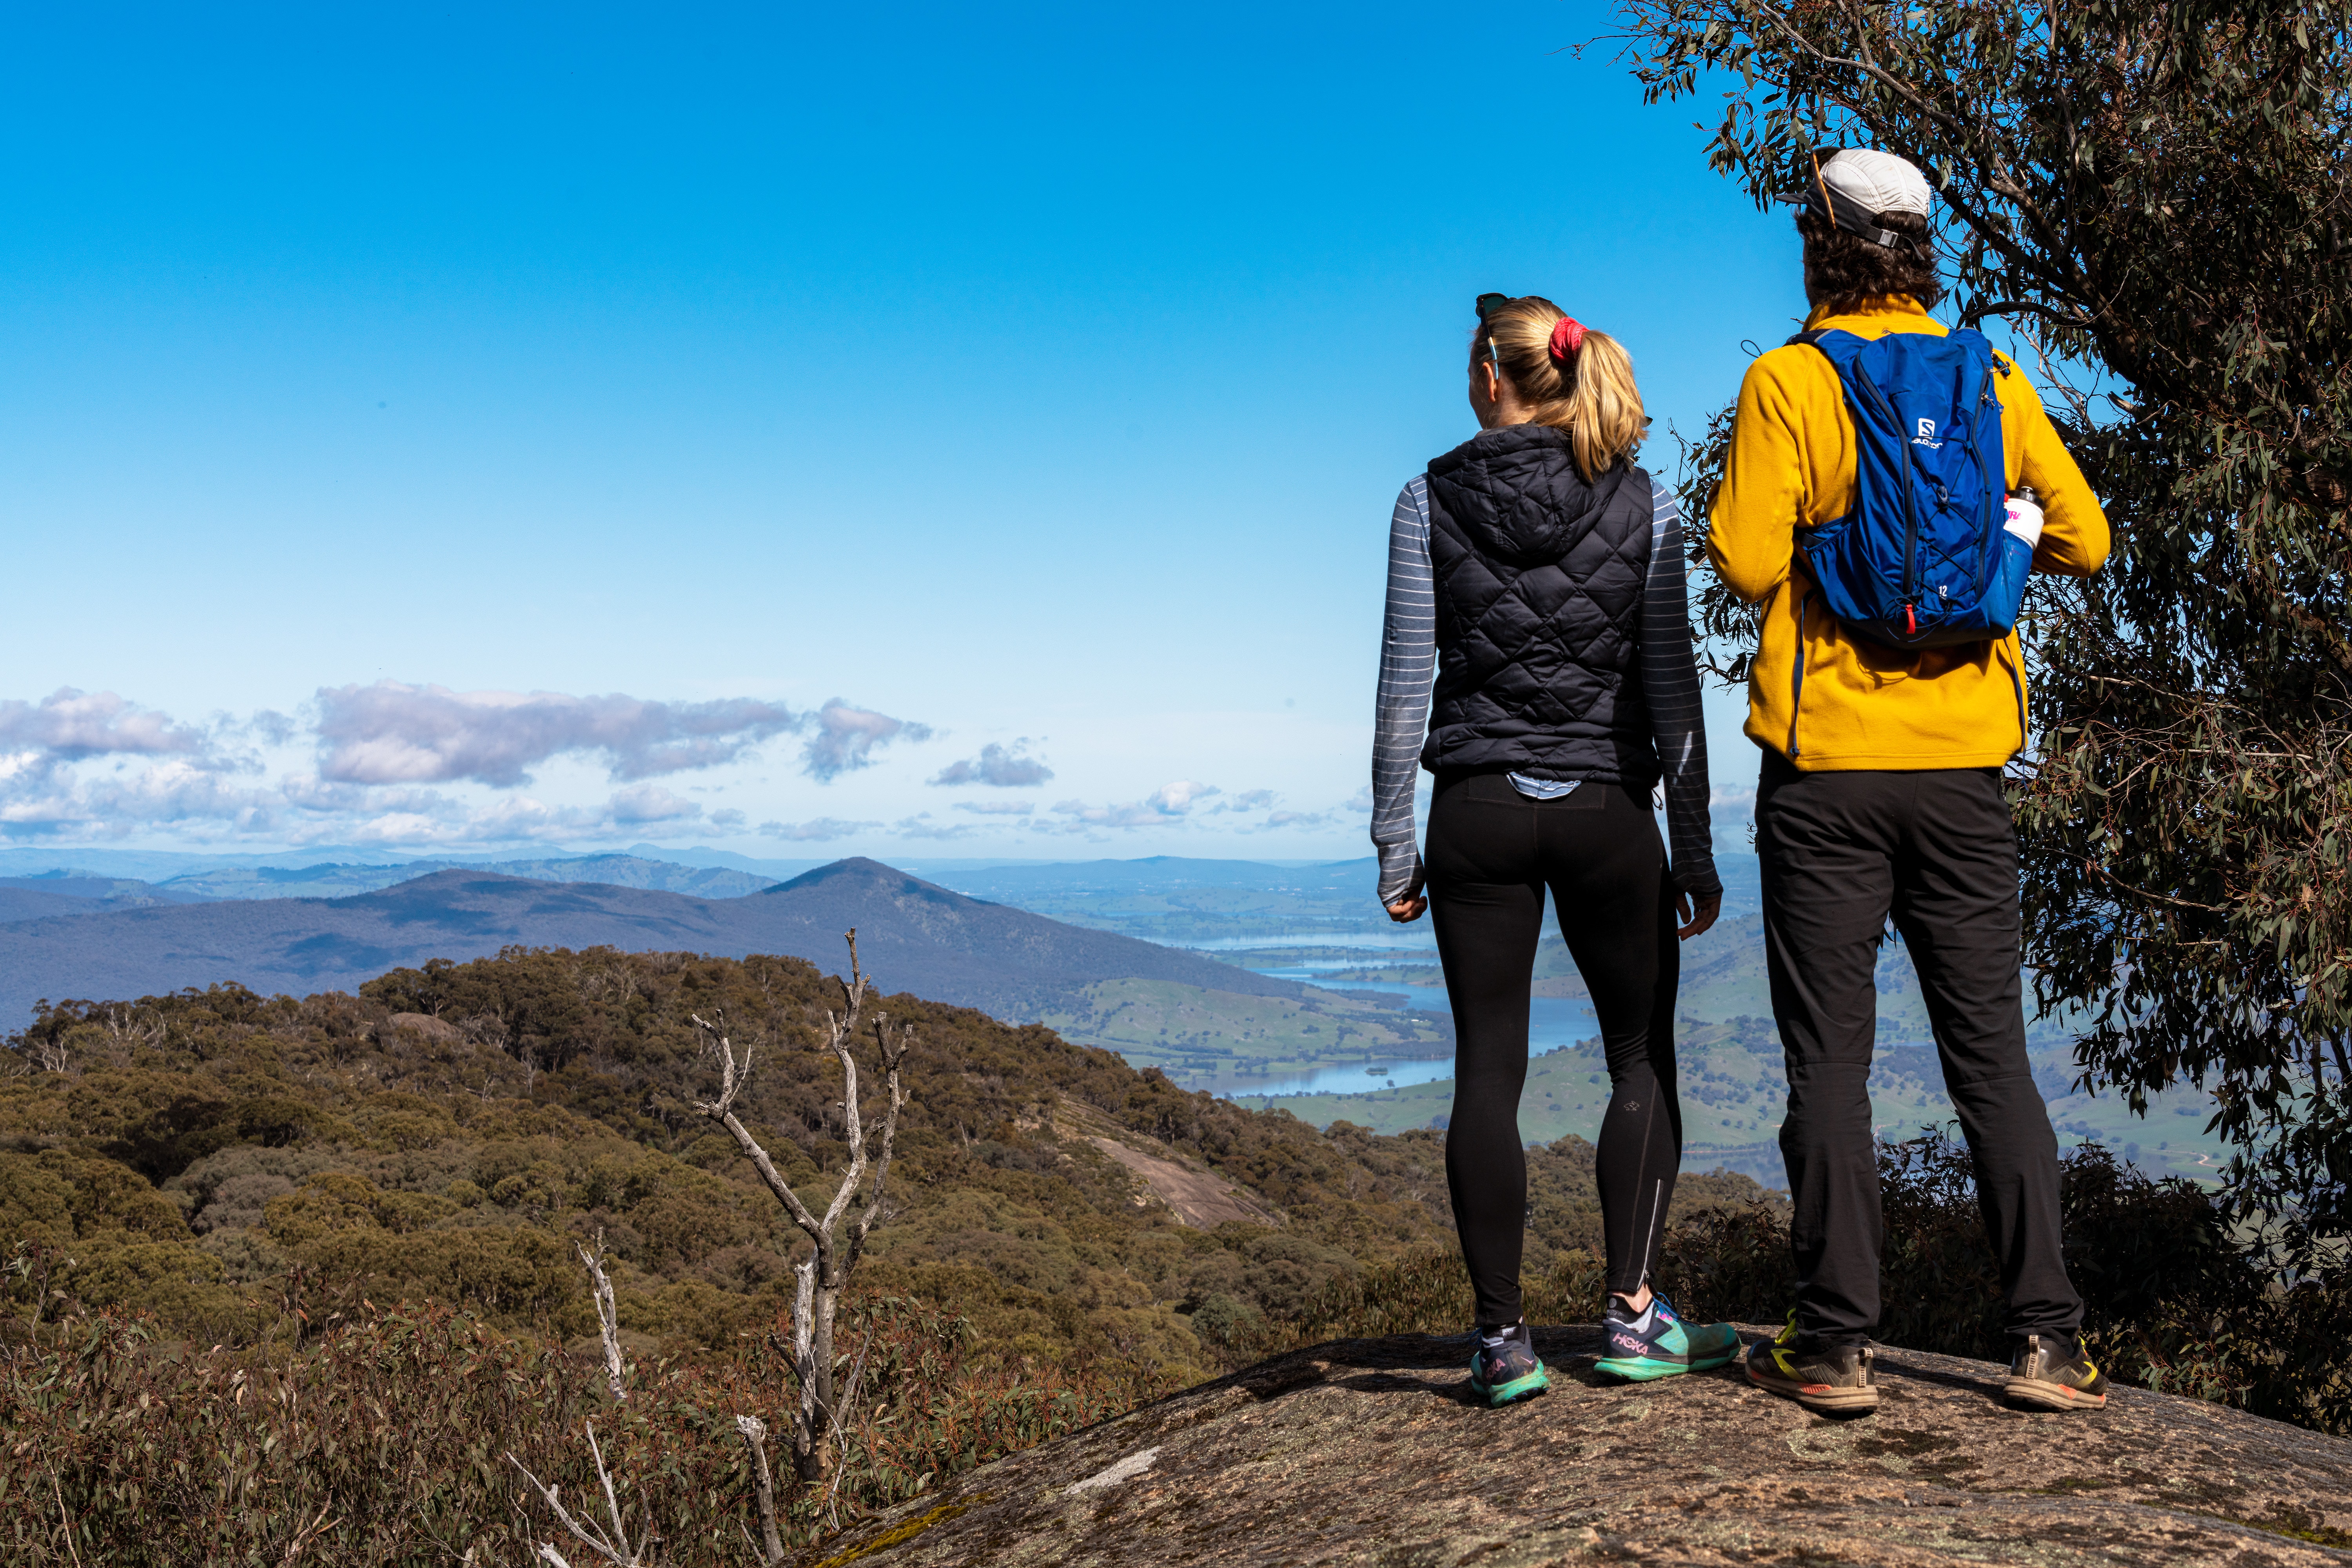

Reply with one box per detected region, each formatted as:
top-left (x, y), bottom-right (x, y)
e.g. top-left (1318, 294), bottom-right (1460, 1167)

top-left (1906, 604), bottom-right (1918, 636)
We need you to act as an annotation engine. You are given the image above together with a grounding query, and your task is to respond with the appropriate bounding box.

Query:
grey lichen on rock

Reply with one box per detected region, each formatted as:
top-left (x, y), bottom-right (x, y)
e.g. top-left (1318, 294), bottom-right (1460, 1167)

top-left (802, 1324), bottom-right (2352, 1565)
top-left (1063, 1445), bottom-right (1159, 1496)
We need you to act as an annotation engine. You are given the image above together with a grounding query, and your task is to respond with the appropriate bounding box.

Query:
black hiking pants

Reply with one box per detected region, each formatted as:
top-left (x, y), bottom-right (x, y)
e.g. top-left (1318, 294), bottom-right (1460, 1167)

top-left (1756, 753), bottom-right (2083, 1348)
top-left (1425, 772), bottom-right (1684, 1328)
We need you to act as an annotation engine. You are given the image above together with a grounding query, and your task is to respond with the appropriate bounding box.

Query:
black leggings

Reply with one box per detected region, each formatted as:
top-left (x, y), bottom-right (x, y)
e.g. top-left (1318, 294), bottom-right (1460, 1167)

top-left (1424, 772), bottom-right (1684, 1326)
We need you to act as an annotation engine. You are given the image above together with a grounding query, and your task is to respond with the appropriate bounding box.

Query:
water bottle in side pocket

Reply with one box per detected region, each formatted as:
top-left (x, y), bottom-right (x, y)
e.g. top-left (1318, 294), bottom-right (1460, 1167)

top-left (2004, 485), bottom-right (2045, 548)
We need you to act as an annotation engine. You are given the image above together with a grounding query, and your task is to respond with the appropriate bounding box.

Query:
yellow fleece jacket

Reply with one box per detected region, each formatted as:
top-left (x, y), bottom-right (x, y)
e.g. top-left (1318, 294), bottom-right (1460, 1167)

top-left (1707, 297), bottom-right (2109, 770)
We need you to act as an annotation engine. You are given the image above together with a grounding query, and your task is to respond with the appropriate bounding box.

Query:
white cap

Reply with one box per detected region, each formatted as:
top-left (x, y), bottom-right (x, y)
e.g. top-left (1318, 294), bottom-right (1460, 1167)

top-left (1816, 149), bottom-right (1931, 217)
top-left (1775, 149), bottom-right (1934, 257)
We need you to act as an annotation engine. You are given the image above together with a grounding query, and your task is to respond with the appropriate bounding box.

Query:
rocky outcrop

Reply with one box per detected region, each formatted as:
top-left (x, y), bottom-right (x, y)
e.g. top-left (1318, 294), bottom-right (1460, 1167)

top-left (806, 1325), bottom-right (2352, 1566)
top-left (1083, 1137), bottom-right (1279, 1229)
top-left (1047, 1093), bottom-right (1283, 1229)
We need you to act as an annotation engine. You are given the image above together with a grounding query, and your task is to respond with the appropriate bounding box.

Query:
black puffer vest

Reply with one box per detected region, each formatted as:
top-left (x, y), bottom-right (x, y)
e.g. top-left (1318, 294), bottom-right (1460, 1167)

top-left (1420, 423), bottom-right (1658, 786)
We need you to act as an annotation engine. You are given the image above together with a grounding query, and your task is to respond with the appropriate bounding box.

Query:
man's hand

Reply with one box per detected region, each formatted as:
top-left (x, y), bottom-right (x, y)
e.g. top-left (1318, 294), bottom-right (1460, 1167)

top-left (1385, 865), bottom-right (1427, 924)
top-left (1676, 888), bottom-right (1722, 941)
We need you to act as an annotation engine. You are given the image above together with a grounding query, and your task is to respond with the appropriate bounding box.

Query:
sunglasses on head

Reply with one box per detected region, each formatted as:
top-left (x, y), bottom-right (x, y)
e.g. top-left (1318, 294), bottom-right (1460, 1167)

top-left (1474, 294), bottom-right (1514, 371)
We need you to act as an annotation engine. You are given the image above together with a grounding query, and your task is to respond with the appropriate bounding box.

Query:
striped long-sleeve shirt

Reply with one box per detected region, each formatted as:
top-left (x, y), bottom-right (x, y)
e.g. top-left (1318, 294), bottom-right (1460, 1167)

top-left (1370, 471), bottom-right (1719, 903)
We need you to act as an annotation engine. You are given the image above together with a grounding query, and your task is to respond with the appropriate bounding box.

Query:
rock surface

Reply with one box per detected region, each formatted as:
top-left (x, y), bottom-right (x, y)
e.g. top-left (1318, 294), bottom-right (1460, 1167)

top-left (1084, 1136), bottom-right (1279, 1229)
top-left (804, 1325), bottom-right (2352, 1566)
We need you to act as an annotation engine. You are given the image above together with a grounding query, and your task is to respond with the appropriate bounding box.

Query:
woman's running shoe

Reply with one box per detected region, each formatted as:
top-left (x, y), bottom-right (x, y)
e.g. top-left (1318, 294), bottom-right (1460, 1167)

top-left (1745, 1311), bottom-right (1880, 1412)
top-left (1595, 1293), bottom-right (1742, 1382)
top-left (1468, 1321), bottom-right (1550, 1407)
top-left (2004, 1334), bottom-right (2110, 1411)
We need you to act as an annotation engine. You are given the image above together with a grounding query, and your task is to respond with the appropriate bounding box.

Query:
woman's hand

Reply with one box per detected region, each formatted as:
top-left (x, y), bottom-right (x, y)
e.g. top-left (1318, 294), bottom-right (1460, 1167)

top-left (1675, 888), bottom-right (1722, 941)
top-left (1385, 866), bottom-right (1428, 924)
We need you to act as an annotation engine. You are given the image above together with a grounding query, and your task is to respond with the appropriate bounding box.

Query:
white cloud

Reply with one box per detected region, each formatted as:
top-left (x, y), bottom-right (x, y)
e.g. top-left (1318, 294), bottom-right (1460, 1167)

top-left (314, 681), bottom-right (806, 787)
top-left (268, 781), bottom-right (714, 849)
top-left (1149, 780), bottom-right (1218, 813)
top-left (929, 740), bottom-right (1053, 788)
top-left (802, 699), bottom-right (934, 782)
top-left (238, 710), bottom-right (301, 747)
top-left (0, 681), bottom-right (932, 848)
top-left (1042, 780), bottom-right (1220, 832)
top-left (0, 689), bottom-right (210, 759)
top-left (1046, 800), bottom-right (1160, 829)
top-left (759, 816), bottom-right (881, 841)
top-left (0, 682), bottom-right (1278, 855)
top-left (0, 752), bottom-right (278, 838)
top-left (607, 784), bottom-right (701, 824)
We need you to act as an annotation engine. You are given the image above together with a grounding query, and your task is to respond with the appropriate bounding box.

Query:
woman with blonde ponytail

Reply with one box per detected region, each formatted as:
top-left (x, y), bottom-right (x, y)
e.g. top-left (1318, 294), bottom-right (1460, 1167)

top-left (1368, 293), bottom-right (1730, 1405)
top-left (1474, 301), bottom-right (1647, 482)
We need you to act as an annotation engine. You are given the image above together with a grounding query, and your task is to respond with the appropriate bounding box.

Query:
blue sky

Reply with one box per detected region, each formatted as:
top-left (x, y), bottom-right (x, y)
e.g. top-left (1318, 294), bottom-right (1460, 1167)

top-left (0, 1), bottom-right (1804, 859)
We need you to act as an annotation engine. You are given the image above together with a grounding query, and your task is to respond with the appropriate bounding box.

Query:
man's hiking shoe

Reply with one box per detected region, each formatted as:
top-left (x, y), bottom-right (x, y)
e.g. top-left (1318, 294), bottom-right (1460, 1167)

top-left (1595, 1294), bottom-right (1741, 1382)
top-left (2005, 1334), bottom-right (2109, 1411)
top-left (1468, 1322), bottom-right (1549, 1407)
top-left (1746, 1312), bottom-right (1879, 1413)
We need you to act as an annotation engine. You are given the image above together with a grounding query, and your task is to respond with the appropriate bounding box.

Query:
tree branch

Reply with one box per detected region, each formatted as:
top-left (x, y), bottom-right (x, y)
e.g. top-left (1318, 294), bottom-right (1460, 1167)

top-left (507, 1423), bottom-right (650, 1568)
top-left (577, 1234), bottom-right (627, 1405)
top-left (736, 1415), bottom-right (784, 1566)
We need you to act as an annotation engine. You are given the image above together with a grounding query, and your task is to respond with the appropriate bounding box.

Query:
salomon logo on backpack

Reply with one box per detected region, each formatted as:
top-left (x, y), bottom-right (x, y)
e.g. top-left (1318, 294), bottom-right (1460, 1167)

top-left (1793, 327), bottom-right (2032, 648)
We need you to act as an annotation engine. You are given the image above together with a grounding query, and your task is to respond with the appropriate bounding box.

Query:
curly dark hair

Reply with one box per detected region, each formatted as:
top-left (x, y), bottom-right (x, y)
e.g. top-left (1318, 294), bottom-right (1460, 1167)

top-left (1797, 208), bottom-right (1942, 314)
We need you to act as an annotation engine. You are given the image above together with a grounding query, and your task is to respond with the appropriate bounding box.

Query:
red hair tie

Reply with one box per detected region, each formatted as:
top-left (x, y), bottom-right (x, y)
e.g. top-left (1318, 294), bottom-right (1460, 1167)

top-left (1548, 318), bottom-right (1587, 361)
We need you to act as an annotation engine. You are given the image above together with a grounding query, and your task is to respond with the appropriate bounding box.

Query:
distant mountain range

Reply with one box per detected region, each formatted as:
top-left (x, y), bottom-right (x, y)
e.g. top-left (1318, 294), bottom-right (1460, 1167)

top-left (146, 853), bottom-right (779, 902)
top-left (0, 846), bottom-right (826, 890)
top-left (0, 857), bottom-right (1303, 1027)
top-left (0, 877), bottom-right (213, 920)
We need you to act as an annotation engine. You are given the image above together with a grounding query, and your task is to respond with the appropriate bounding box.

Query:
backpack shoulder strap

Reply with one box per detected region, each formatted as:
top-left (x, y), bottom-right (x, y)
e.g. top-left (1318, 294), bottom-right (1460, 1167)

top-left (1945, 326), bottom-right (1996, 355)
top-left (1787, 327), bottom-right (1868, 373)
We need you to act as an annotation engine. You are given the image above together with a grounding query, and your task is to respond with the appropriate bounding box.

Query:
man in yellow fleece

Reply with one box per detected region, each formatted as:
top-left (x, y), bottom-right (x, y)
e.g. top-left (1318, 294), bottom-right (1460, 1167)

top-left (1709, 149), bottom-right (2112, 1417)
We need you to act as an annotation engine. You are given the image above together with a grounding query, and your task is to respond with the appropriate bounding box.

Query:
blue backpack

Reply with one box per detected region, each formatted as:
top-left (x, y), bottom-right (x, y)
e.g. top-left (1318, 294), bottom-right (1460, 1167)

top-left (1792, 327), bottom-right (2032, 650)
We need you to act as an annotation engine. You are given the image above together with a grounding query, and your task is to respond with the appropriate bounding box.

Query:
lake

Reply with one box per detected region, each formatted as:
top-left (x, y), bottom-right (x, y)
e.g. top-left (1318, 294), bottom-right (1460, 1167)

top-left (1171, 965), bottom-right (1599, 1100)
top-left (1182, 932), bottom-right (1443, 953)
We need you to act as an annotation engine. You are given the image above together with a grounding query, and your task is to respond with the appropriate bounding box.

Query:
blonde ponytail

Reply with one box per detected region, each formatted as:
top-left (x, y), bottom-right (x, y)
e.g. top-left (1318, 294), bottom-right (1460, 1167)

top-left (1472, 296), bottom-right (1647, 481)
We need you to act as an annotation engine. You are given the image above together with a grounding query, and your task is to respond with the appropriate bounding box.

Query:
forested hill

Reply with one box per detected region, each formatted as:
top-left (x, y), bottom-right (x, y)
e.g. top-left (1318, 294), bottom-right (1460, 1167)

top-left (0, 945), bottom-right (1768, 1385)
top-left (752, 858), bottom-right (1307, 1009)
top-left (0, 857), bottom-right (1303, 1028)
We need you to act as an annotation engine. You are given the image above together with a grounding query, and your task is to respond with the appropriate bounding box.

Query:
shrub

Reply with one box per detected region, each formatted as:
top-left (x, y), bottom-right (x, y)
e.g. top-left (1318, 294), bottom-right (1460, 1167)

top-left (0, 1291), bottom-right (1162, 1564)
top-left (1260, 1247), bottom-right (1608, 1348)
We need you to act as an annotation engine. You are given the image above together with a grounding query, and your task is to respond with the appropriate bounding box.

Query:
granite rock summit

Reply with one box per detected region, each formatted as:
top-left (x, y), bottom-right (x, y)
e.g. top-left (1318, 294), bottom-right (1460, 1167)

top-left (806, 1325), bottom-right (2352, 1566)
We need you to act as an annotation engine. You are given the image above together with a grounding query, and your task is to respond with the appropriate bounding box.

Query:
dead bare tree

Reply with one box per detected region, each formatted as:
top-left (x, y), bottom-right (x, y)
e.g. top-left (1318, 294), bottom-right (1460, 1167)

top-left (507, 1424), bottom-right (653, 1568)
top-left (736, 1416), bottom-right (784, 1566)
top-left (28, 1031), bottom-right (69, 1075)
top-left (509, 1236), bottom-right (648, 1564)
top-left (578, 1234), bottom-right (628, 1405)
top-left (512, 932), bottom-right (913, 1566)
top-left (102, 1005), bottom-right (165, 1051)
top-left (692, 929), bottom-right (914, 1490)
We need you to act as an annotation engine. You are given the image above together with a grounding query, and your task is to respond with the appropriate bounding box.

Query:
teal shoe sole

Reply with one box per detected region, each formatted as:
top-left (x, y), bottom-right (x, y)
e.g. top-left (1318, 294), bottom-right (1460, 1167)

top-left (1470, 1365), bottom-right (1550, 1406)
top-left (1594, 1354), bottom-right (1689, 1382)
top-left (1595, 1345), bottom-right (1737, 1382)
